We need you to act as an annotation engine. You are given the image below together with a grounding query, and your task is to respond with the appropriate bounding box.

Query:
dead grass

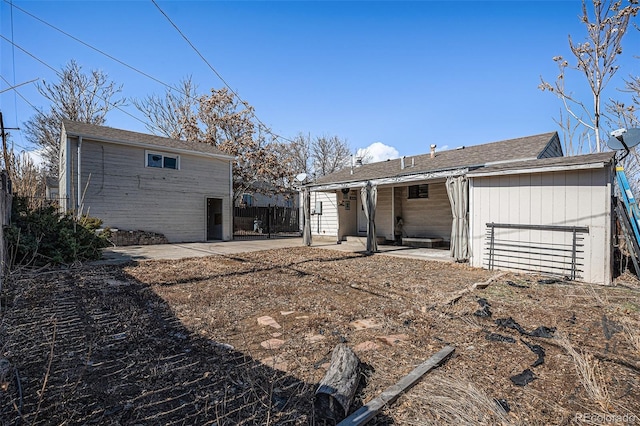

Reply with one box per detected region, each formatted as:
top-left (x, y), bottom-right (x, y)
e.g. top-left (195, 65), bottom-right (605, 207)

top-left (399, 370), bottom-right (513, 425)
top-left (1, 247), bottom-right (640, 425)
top-left (556, 333), bottom-right (613, 413)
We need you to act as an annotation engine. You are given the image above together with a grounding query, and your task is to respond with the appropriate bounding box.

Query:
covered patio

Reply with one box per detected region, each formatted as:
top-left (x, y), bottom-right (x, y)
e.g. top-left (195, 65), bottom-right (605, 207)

top-left (302, 170), bottom-right (470, 262)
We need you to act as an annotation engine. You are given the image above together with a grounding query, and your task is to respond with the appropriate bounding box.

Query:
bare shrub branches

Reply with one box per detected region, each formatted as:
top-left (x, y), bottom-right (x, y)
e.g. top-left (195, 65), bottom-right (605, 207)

top-left (539, 0), bottom-right (639, 153)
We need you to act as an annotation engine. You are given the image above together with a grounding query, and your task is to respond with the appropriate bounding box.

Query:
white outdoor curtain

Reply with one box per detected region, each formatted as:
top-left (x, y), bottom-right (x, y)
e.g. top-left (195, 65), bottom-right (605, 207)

top-left (303, 188), bottom-right (312, 246)
top-left (360, 181), bottom-right (378, 253)
top-left (446, 175), bottom-right (469, 261)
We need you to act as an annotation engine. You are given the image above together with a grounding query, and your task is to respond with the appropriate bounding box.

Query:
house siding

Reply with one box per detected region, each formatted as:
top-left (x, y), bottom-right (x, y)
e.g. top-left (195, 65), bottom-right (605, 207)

top-left (376, 187), bottom-right (393, 240)
top-left (62, 137), bottom-right (232, 243)
top-left (469, 167), bottom-right (612, 285)
top-left (399, 181), bottom-right (452, 241)
top-left (311, 191), bottom-right (338, 238)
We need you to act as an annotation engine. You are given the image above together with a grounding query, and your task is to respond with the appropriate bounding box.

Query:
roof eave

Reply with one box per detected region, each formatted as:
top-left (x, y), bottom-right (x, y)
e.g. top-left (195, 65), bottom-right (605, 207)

top-left (467, 161), bottom-right (609, 178)
top-left (65, 130), bottom-right (235, 161)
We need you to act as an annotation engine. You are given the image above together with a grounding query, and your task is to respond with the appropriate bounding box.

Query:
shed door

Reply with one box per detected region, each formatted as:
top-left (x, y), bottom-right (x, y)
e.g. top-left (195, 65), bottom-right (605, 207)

top-left (207, 198), bottom-right (223, 240)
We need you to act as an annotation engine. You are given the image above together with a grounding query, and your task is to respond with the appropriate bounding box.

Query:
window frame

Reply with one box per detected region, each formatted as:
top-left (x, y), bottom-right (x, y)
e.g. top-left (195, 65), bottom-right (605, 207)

top-left (145, 150), bottom-right (180, 170)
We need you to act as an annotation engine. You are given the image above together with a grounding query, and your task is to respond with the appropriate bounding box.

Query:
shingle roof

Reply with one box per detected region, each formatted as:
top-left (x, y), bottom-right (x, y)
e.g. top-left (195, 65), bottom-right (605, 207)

top-left (62, 120), bottom-right (232, 158)
top-left (467, 151), bottom-right (615, 176)
top-left (313, 132), bottom-right (560, 185)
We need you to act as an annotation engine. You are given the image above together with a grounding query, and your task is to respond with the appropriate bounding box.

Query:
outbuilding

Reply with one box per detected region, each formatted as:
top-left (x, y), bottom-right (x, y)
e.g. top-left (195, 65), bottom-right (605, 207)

top-left (59, 120), bottom-right (235, 243)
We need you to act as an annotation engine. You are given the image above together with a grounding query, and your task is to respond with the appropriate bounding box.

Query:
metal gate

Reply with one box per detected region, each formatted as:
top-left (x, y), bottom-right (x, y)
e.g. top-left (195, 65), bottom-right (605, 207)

top-left (233, 205), bottom-right (300, 240)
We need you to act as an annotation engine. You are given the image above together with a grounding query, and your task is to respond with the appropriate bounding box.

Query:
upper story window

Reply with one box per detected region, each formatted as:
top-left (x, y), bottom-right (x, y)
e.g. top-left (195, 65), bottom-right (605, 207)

top-left (146, 151), bottom-right (180, 170)
top-left (408, 184), bottom-right (429, 199)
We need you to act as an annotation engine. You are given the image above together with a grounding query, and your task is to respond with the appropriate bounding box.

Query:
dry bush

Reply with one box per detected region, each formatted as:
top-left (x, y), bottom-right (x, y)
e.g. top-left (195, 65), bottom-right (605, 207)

top-left (400, 371), bottom-right (512, 425)
top-left (556, 333), bottom-right (612, 412)
top-left (619, 318), bottom-right (640, 353)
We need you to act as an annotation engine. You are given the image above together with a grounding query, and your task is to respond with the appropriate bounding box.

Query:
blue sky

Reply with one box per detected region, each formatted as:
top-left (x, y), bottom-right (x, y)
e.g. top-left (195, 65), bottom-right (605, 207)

top-left (1, 1), bottom-right (639, 162)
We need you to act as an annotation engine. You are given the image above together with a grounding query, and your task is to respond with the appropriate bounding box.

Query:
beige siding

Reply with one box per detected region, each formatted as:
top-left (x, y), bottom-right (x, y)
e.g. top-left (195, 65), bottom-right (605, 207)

top-left (337, 190), bottom-right (358, 240)
top-left (376, 187), bottom-right (394, 240)
top-left (470, 168), bottom-right (612, 285)
top-left (311, 191), bottom-right (338, 237)
top-left (398, 181), bottom-right (453, 241)
top-left (62, 138), bottom-right (232, 243)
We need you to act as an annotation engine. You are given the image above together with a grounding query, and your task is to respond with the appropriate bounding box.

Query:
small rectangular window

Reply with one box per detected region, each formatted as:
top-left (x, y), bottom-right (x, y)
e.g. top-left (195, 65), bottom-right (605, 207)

top-left (146, 151), bottom-right (179, 170)
top-left (408, 184), bottom-right (429, 199)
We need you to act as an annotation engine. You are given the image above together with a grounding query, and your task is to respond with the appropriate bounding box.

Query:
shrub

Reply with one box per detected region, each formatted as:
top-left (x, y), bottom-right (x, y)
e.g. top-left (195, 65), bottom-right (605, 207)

top-left (5, 196), bottom-right (109, 267)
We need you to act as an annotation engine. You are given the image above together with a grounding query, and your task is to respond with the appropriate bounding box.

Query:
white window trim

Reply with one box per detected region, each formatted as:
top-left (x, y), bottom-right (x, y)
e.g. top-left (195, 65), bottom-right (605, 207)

top-left (145, 150), bottom-right (180, 170)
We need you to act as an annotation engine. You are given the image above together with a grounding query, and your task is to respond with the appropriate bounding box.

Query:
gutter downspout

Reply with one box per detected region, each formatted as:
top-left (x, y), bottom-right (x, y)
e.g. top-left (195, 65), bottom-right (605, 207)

top-left (77, 136), bottom-right (82, 215)
top-left (229, 159), bottom-right (234, 241)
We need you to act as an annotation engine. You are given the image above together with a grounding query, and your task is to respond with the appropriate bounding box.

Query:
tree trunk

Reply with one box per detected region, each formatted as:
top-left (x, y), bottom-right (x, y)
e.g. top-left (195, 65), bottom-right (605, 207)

top-left (315, 344), bottom-right (361, 421)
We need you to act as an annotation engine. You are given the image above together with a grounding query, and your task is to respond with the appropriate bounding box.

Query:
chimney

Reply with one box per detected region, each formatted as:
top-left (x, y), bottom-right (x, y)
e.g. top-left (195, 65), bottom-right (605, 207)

top-left (350, 154), bottom-right (354, 175)
top-left (401, 156), bottom-right (406, 169)
top-left (355, 157), bottom-right (363, 167)
top-left (430, 144), bottom-right (436, 158)
top-left (411, 157), bottom-right (415, 167)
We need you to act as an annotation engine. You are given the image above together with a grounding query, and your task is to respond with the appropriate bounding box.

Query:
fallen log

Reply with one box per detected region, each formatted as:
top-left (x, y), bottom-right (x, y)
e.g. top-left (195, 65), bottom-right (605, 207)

top-left (315, 344), bottom-right (361, 421)
top-left (337, 345), bottom-right (455, 426)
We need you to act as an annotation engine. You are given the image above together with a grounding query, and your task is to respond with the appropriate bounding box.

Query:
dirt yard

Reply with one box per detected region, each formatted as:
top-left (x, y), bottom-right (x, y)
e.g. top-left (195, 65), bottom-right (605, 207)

top-left (1, 246), bottom-right (639, 425)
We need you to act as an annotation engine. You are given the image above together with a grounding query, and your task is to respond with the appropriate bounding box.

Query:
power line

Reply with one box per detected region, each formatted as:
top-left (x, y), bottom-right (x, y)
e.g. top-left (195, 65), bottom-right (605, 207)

top-left (0, 75), bottom-right (39, 112)
top-left (2, 0), bottom-right (294, 144)
top-left (3, 0), bottom-right (183, 96)
top-left (0, 77), bottom-right (38, 94)
top-left (151, 0), bottom-right (294, 144)
top-left (0, 35), bottom-right (152, 128)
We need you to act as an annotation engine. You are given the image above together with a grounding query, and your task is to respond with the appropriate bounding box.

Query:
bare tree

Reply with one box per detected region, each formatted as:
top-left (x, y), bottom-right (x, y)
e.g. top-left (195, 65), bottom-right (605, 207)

top-left (136, 82), bottom-right (291, 200)
top-left (133, 77), bottom-right (199, 140)
top-left (1, 132), bottom-right (46, 209)
top-left (312, 135), bottom-right (351, 177)
top-left (539, 0), bottom-right (638, 153)
top-left (287, 133), bottom-right (313, 176)
top-left (24, 60), bottom-right (125, 175)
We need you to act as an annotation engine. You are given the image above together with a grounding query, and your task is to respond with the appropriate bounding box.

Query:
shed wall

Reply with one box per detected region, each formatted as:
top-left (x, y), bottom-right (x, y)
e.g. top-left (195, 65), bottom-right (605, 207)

top-left (62, 138), bottom-right (233, 242)
top-left (469, 167), bottom-right (612, 284)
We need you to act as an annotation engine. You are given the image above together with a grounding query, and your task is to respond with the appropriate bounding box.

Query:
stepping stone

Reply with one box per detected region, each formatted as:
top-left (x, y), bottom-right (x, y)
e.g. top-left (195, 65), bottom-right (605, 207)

top-left (305, 334), bottom-right (325, 344)
top-left (257, 316), bottom-right (281, 329)
top-left (354, 341), bottom-right (380, 352)
top-left (350, 318), bottom-right (383, 330)
top-left (260, 338), bottom-right (285, 350)
top-left (376, 334), bottom-right (410, 346)
top-left (262, 355), bottom-right (289, 372)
